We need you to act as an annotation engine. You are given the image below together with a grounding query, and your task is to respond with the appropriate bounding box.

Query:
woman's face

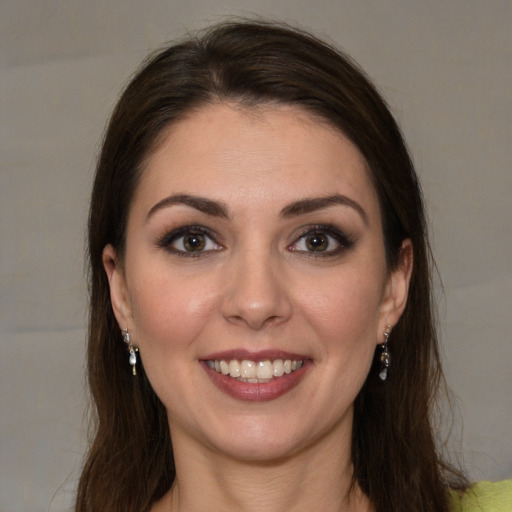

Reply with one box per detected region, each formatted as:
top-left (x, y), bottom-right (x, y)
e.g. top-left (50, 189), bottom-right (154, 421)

top-left (104, 103), bottom-right (411, 462)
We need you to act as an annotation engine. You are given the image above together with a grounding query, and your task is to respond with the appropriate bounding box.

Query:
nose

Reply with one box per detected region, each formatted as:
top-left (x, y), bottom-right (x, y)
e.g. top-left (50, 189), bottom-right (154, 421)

top-left (220, 250), bottom-right (292, 331)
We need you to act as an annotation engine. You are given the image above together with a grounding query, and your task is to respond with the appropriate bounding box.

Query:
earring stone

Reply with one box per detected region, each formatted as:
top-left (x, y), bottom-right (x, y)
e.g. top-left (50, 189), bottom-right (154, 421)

top-left (379, 325), bottom-right (392, 381)
top-left (122, 329), bottom-right (139, 376)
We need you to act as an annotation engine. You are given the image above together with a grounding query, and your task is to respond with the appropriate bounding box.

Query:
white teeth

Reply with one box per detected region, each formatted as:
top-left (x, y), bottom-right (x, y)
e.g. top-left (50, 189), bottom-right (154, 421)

top-left (273, 359), bottom-right (284, 377)
top-left (208, 358), bottom-right (304, 381)
top-left (256, 360), bottom-right (273, 379)
top-left (240, 360), bottom-right (256, 379)
top-left (220, 360), bottom-right (230, 375)
top-left (229, 359), bottom-right (241, 377)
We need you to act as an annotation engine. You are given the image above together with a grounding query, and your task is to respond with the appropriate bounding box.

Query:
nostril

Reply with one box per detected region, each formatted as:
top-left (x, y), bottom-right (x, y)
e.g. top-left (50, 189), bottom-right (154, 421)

top-left (263, 315), bottom-right (280, 327)
top-left (222, 301), bottom-right (291, 331)
top-left (220, 262), bottom-right (293, 330)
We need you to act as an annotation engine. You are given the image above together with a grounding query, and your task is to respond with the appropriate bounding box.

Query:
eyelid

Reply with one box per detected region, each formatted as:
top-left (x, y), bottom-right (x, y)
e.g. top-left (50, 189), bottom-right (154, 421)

top-left (157, 225), bottom-right (224, 255)
top-left (156, 222), bottom-right (354, 258)
top-left (288, 224), bottom-right (354, 256)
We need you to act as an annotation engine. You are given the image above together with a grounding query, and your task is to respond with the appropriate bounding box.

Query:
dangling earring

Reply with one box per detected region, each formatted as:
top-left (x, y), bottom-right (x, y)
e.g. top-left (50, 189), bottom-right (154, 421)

top-left (379, 325), bottom-right (392, 381)
top-left (122, 329), bottom-right (139, 376)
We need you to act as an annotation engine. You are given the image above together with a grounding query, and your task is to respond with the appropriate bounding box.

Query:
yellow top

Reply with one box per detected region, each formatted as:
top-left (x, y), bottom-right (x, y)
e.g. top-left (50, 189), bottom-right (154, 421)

top-left (449, 480), bottom-right (512, 511)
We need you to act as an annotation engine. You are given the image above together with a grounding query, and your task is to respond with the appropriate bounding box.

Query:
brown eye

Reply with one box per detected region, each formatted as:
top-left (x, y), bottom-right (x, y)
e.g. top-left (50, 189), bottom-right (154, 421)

top-left (305, 234), bottom-right (329, 252)
top-left (183, 233), bottom-right (206, 251)
top-left (289, 226), bottom-right (353, 257)
top-left (161, 226), bottom-right (223, 256)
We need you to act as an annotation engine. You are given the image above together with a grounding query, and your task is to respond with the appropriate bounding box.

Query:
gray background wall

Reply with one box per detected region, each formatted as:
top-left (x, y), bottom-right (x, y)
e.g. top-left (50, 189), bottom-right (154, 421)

top-left (1, 1), bottom-right (510, 511)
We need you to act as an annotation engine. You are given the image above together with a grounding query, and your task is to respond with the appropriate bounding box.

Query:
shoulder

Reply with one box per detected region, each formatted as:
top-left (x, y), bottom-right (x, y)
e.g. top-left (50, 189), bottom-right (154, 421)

top-left (449, 480), bottom-right (512, 512)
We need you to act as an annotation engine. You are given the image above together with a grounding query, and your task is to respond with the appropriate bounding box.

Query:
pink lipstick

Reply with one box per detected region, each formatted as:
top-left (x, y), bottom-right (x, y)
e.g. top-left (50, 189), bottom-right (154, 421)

top-left (200, 350), bottom-right (311, 402)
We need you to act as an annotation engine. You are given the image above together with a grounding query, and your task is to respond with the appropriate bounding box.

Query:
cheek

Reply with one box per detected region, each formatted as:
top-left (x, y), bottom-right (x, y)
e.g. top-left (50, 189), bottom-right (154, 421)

top-left (297, 269), bottom-right (384, 355)
top-left (128, 266), bottom-right (219, 356)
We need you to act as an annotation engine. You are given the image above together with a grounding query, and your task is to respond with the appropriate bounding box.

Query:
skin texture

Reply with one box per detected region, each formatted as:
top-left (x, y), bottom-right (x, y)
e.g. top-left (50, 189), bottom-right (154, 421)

top-left (103, 103), bottom-right (412, 512)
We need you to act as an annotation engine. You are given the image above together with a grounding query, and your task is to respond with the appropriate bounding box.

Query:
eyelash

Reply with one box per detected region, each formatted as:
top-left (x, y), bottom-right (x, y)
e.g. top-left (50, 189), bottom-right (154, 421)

top-left (157, 225), bottom-right (223, 257)
top-left (157, 224), bottom-right (354, 258)
top-left (289, 224), bottom-right (354, 258)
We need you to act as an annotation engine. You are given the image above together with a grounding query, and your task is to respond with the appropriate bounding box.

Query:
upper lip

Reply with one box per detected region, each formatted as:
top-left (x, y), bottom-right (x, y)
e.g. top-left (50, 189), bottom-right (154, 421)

top-left (201, 349), bottom-right (309, 362)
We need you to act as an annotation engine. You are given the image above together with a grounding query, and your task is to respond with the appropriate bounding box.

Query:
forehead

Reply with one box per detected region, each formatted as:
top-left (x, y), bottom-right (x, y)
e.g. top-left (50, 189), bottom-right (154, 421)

top-left (131, 102), bottom-right (380, 221)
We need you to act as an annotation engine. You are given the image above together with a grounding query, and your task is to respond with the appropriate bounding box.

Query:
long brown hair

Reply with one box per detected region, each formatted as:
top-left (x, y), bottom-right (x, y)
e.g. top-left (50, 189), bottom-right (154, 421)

top-left (77, 20), bottom-right (467, 512)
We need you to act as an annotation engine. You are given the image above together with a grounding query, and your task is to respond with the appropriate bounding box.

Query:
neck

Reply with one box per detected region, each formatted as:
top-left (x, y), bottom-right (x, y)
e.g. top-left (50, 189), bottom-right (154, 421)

top-left (153, 425), bottom-right (372, 512)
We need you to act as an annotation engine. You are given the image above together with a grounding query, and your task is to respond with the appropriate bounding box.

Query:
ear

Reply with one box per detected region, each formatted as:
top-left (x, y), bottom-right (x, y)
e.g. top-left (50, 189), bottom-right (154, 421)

top-left (102, 244), bottom-right (134, 332)
top-left (377, 239), bottom-right (413, 342)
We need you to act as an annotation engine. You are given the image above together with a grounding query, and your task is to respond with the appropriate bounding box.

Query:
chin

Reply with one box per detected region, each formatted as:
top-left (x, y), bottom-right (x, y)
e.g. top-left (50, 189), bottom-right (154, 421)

top-left (211, 430), bottom-right (307, 463)
top-left (201, 408), bottom-right (345, 464)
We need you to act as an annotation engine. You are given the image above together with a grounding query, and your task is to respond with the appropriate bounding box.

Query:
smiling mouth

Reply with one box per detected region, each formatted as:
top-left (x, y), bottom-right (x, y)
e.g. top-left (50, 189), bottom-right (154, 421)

top-left (206, 358), bottom-right (305, 383)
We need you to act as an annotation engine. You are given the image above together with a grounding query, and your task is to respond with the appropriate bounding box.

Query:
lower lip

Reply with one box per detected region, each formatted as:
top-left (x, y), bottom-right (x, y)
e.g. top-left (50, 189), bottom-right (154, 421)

top-left (201, 361), bottom-right (311, 402)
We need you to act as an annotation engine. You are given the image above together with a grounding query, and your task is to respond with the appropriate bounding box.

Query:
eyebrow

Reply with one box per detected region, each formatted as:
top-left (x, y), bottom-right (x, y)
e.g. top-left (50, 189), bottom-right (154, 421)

top-left (146, 192), bottom-right (367, 224)
top-left (146, 194), bottom-right (229, 221)
top-left (280, 194), bottom-right (368, 224)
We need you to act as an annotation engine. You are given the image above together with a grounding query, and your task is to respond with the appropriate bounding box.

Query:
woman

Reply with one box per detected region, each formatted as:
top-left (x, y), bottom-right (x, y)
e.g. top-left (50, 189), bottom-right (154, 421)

top-left (77, 20), bottom-right (511, 512)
